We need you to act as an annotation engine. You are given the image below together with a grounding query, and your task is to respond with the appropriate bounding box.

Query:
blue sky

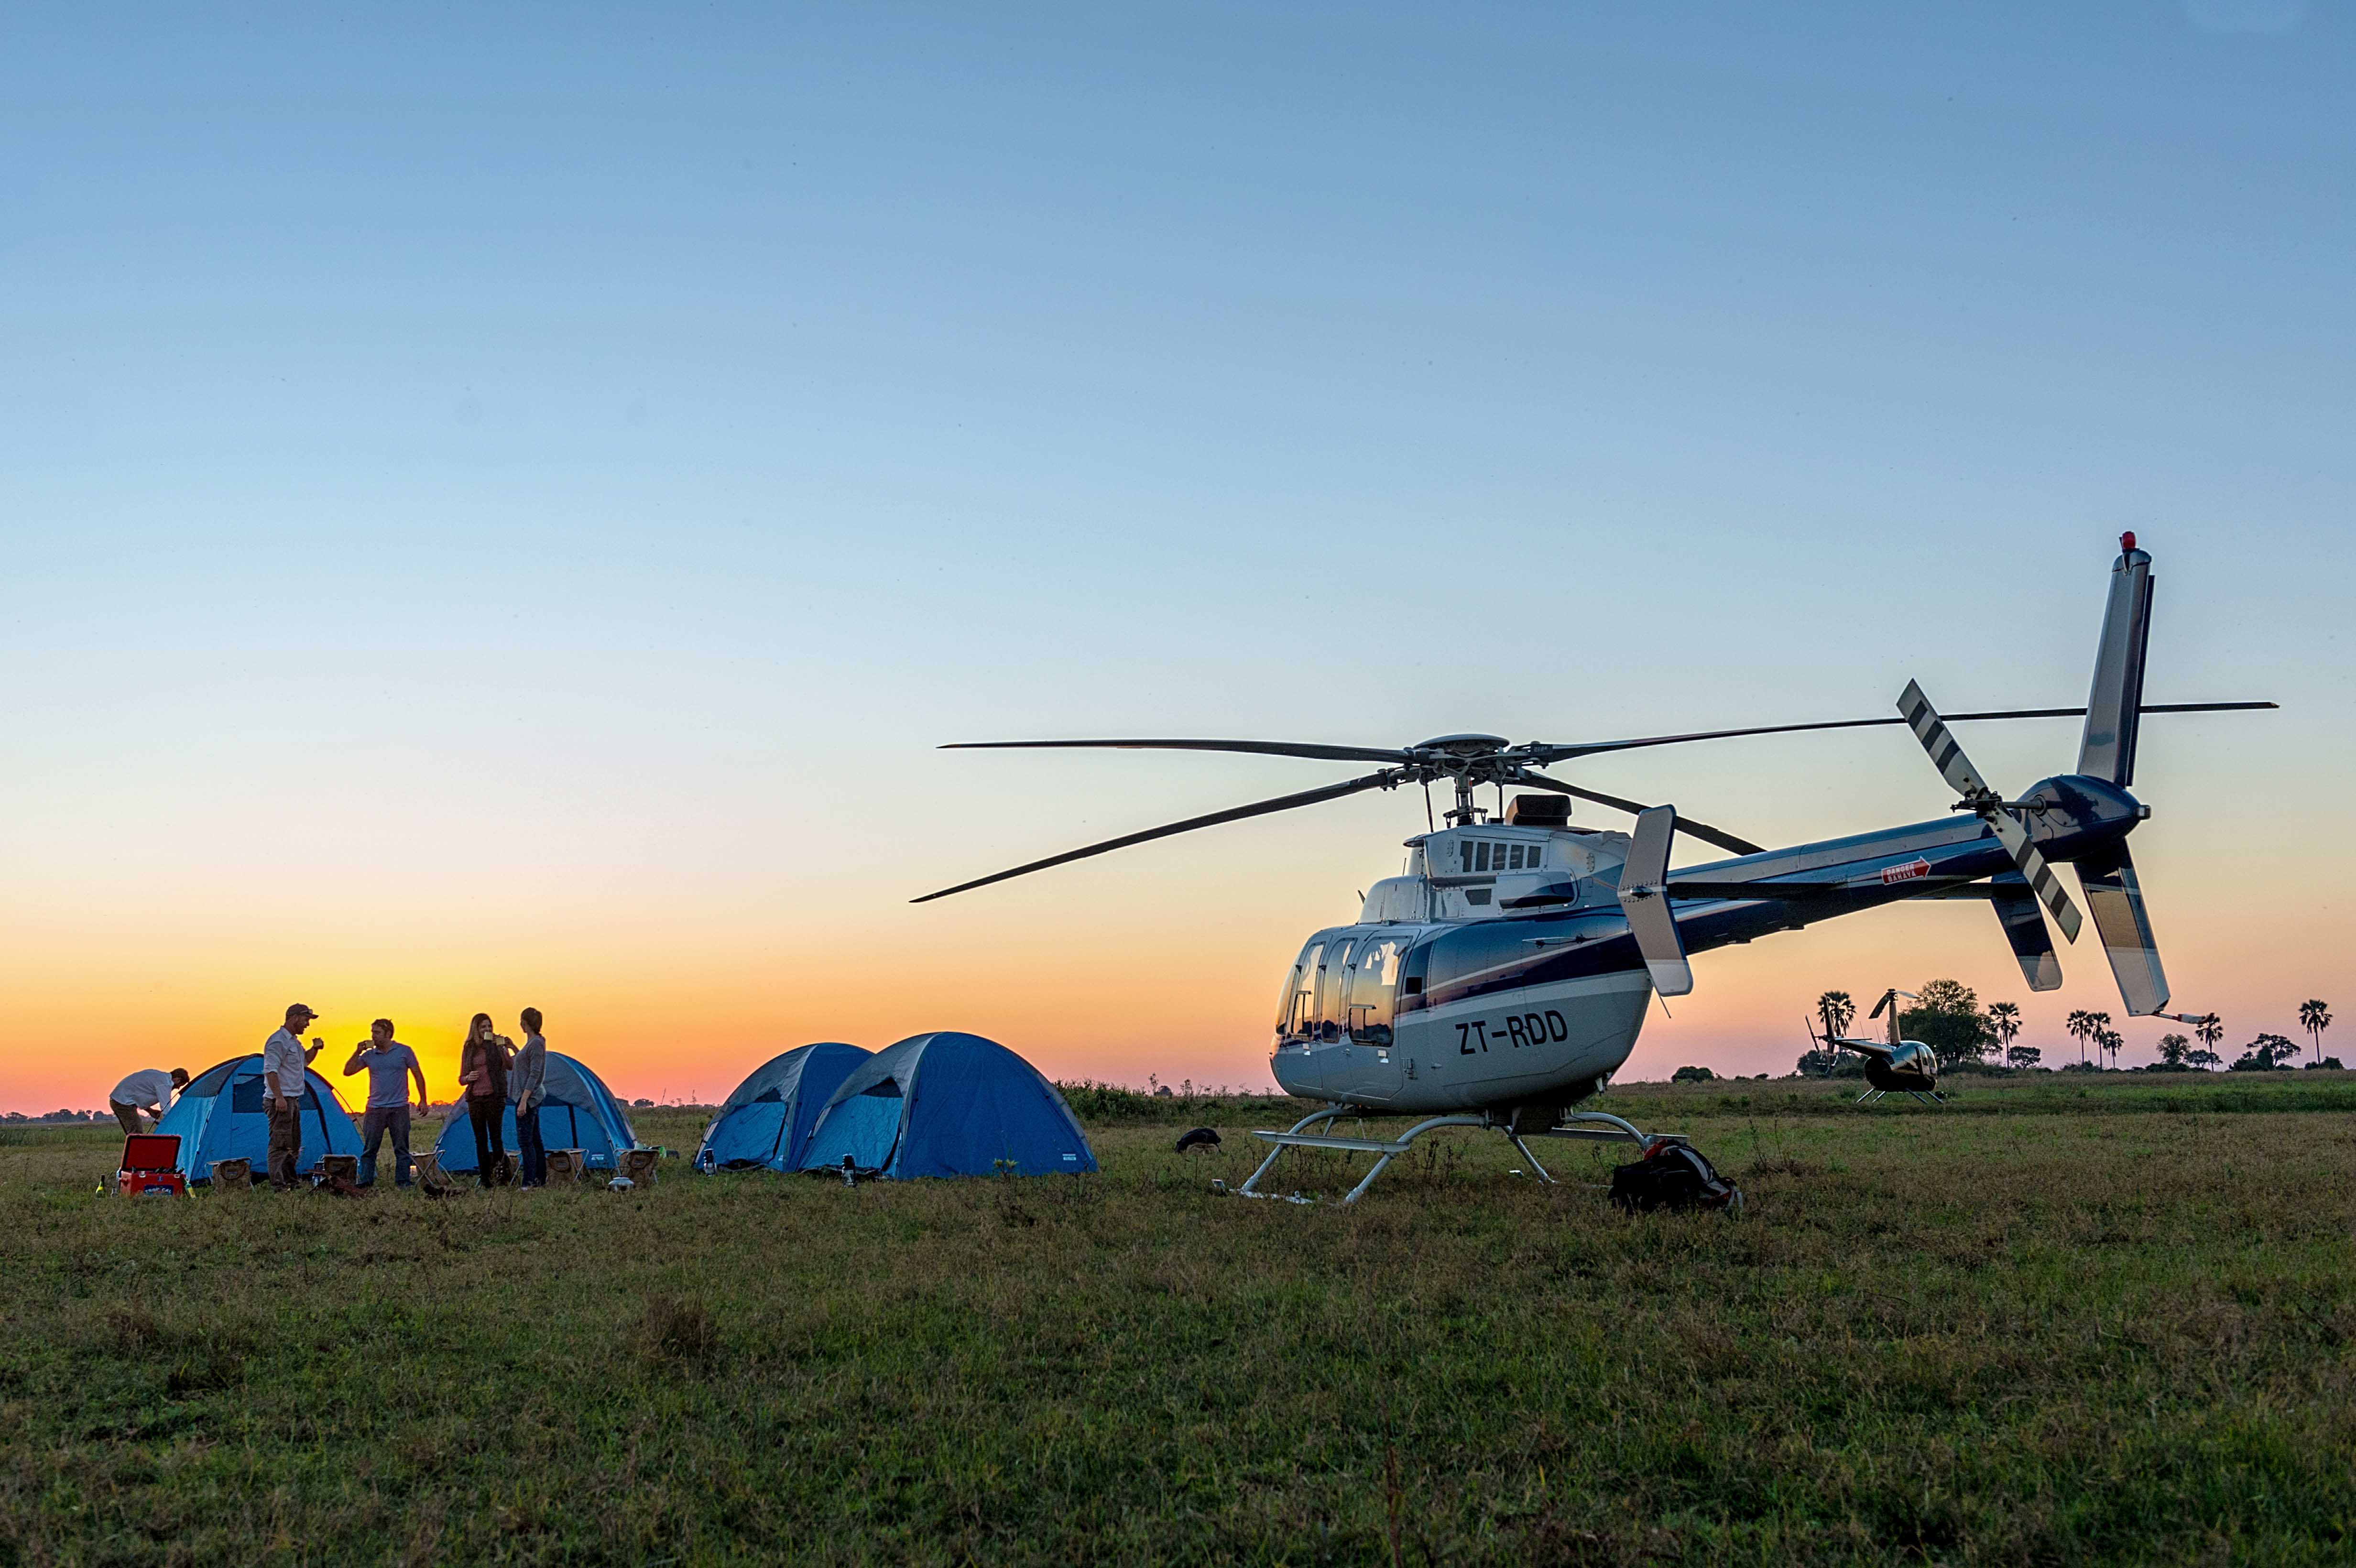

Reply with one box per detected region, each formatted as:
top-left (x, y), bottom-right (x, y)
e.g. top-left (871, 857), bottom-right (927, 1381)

top-left (2, 3), bottom-right (2348, 1103)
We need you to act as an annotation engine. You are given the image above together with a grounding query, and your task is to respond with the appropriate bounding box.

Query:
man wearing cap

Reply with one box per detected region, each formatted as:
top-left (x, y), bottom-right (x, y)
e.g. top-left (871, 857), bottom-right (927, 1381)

top-left (263, 1004), bottom-right (325, 1191)
top-left (107, 1067), bottom-right (189, 1135)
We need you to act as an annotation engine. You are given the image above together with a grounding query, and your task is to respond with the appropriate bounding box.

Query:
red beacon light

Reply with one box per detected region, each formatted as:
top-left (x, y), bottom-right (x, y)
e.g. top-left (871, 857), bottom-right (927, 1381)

top-left (2120, 531), bottom-right (2137, 552)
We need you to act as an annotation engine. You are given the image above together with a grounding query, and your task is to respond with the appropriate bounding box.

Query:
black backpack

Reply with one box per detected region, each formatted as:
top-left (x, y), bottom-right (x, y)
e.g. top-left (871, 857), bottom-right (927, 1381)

top-left (1610, 1142), bottom-right (1740, 1215)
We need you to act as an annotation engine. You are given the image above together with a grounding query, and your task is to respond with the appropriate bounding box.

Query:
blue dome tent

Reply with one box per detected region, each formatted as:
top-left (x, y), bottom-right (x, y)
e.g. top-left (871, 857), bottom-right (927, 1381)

top-left (797, 1032), bottom-right (1097, 1180)
top-left (155, 1054), bottom-right (363, 1182)
top-left (435, 1052), bottom-right (641, 1174)
top-left (695, 1043), bottom-right (871, 1172)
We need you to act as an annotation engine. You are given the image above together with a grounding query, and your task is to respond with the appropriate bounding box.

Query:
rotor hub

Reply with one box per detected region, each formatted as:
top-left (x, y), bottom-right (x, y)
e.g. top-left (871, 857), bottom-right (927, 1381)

top-left (1411, 733), bottom-right (1511, 760)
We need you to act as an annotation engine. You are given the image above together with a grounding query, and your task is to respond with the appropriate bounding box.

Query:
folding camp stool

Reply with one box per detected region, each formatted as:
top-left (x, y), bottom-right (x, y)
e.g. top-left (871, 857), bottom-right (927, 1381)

top-left (544, 1149), bottom-right (586, 1185)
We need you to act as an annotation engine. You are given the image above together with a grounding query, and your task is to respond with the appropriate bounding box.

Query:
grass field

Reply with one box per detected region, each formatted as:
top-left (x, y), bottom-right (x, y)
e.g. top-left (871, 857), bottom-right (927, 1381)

top-left (4, 1072), bottom-right (2352, 1566)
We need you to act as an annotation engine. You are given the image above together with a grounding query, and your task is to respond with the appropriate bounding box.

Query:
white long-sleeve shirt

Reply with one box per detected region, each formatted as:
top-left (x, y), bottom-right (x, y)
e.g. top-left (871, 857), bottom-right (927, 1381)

top-left (109, 1068), bottom-right (177, 1113)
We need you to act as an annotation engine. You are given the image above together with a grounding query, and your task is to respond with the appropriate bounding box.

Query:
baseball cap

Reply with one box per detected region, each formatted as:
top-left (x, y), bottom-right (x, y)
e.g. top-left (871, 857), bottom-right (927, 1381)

top-left (284, 1002), bottom-right (318, 1022)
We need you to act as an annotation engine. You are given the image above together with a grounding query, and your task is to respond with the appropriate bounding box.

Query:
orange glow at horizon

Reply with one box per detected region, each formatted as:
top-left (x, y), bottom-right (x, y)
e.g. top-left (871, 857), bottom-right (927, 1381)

top-left (9, 803), bottom-right (2343, 1116)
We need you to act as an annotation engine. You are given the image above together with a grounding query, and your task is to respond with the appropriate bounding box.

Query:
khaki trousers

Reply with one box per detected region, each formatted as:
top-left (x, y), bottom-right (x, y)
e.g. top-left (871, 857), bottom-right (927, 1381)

top-left (266, 1099), bottom-right (304, 1190)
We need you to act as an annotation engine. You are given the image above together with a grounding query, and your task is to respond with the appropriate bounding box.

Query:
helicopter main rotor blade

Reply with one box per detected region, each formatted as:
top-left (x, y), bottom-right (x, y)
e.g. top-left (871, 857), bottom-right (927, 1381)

top-left (941, 738), bottom-right (1417, 765)
top-left (1507, 771), bottom-right (1767, 856)
top-left (1520, 700), bottom-right (2276, 766)
top-left (912, 767), bottom-right (1405, 904)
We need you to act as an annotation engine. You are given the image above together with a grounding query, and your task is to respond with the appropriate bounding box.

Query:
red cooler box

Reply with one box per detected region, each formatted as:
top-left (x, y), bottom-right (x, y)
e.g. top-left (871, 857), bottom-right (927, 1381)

top-left (118, 1133), bottom-right (186, 1198)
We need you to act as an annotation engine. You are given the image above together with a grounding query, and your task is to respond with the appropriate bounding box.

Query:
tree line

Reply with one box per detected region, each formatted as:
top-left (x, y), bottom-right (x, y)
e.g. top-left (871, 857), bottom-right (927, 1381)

top-left (1799, 988), bottom-right (2334, 1076)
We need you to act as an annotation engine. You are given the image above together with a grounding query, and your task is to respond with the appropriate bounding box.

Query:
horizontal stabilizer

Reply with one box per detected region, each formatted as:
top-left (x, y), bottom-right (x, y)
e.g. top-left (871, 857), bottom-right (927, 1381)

top-left (1989, 871), bottom-right (2063, 991)
top-left (1616, 806), bottom-right (1692, 996)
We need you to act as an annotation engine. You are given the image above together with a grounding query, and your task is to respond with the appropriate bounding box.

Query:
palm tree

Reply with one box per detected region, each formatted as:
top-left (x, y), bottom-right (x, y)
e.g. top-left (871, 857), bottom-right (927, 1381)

top-left (2065, 1009), bottom-right (2096, 1066)
top-left (2157, 1033), bottom-right (2189, 1069)
top-left (2299, 1000), bottom-right (2332, 1064)
top-left (2196, 1014), bottom-right (2225, 1057)
top-left (2098, 1026), bottom-right (2124, 1071)
top-left (1989, 1002), bottom-right (2022, 1056)
top-left (1818, 990), bottom-right (1856, 1043)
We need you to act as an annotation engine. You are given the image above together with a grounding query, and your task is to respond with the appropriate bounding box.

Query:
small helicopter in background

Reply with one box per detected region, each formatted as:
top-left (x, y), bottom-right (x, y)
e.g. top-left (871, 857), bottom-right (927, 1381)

top-left (1805, 989), bottom-right (1945, 1105)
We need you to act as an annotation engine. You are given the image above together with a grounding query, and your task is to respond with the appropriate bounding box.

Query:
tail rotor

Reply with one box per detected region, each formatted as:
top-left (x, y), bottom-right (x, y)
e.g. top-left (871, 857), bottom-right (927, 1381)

top-left (1896, 679), bottom-right (2085, 942)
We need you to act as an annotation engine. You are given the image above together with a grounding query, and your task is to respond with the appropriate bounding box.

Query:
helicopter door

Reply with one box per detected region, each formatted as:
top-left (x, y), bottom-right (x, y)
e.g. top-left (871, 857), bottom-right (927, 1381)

top-left (1333, 936), bottom-right (1409, 1104)
top-left (1346, 937), bottom-right (1402, 1046)
top-left (1316, 939), bottom-right (1354, 1042)
top-left (1296, 937), bottom-right (1353, 1090)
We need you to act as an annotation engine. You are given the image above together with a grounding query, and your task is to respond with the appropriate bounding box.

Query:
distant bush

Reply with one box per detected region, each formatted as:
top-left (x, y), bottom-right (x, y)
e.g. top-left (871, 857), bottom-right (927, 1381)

top-left (1057, 1082), bottom-right (1163, 1121)
top-left (1056, 1080), bottom-right (1304, 1126)
top-left (2232, 1034), bottom-right (2301, 1072)
top-left (1900, 979), bottom-right (1999, 1069)
top-left (1671, 1066), bottom-right (1716, 1083)
top-left (2304, 1057), bottom-right (2344, 1071)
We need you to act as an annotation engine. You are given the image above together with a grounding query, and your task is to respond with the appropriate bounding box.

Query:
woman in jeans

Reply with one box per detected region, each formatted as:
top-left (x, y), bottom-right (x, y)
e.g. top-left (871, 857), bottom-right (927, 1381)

top-left (456, 1012), bottom-right (513, 1188)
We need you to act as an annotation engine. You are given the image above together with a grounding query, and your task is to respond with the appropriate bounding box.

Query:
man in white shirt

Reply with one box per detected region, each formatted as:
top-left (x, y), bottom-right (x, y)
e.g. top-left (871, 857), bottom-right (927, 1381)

top-left (108, 1067), bottom-right (188, 1135)
top-left (262, 1003), bottom-right (325, 1191)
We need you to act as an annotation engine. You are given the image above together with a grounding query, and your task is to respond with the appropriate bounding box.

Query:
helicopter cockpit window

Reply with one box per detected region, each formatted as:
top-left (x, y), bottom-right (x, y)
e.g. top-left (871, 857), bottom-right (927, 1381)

top-left (1278, 942), bottom-right (1322, 1039)
top-left (1317, 939), bottom-right (1355, 1039)
top-left (1347, 938), bottom-right (1402, 1045)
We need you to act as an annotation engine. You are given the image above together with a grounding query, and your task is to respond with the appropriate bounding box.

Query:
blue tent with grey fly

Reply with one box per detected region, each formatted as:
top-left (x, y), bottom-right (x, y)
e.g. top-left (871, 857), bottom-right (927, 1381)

top-left (796, 1032), bottom-right (1096, 1179)
top-left (155, 1054), bottom-right (364, 1182)
top-left (694, 1042), bottom-right (871, 1172)
top-left (434, 1052), bottom-right (641, 1174)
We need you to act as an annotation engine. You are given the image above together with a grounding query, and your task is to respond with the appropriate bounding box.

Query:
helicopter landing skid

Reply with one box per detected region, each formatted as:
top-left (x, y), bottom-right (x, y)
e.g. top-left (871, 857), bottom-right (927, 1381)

top-left (1237, 1107), bottom-right (1687, 1205)
top-left (1854, 1088), bottom-right (1946, 1106)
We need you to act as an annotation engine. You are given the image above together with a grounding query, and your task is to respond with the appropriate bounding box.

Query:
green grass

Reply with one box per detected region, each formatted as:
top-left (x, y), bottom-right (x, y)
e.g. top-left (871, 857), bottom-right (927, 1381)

top-left (3, 1076), bottom-right (2352, 1565)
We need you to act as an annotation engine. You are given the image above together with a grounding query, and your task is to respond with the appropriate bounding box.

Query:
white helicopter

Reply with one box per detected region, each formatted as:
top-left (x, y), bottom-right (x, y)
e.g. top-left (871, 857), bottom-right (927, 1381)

top-left (919, 537), bottom-right (2272, 1201)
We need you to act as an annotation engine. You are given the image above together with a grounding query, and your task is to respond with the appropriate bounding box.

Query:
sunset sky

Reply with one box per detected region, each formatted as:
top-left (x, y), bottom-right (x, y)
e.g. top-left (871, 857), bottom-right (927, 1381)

top-left (5, 3), bottom-right (2350, 1113)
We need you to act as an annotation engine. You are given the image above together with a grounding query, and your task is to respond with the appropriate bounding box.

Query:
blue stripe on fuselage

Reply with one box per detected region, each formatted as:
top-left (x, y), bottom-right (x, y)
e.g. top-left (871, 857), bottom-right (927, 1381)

top-left (1408, 814), bottom-right (2010, 1011)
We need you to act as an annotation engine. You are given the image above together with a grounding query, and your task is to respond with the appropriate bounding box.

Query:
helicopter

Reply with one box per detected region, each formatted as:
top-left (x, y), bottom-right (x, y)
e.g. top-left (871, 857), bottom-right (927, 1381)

top-left (1804, 989), bottom-right (1945, 1105)
top-left (918, 537), bottom-right (2273, 1201)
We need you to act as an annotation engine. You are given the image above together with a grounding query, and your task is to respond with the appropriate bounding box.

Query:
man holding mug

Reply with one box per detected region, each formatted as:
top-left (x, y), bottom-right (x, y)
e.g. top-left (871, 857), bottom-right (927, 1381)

top-left (262, 1003), bottom-right (324, 1191)
top-left (345, 1018), bottom-right (429, 1189)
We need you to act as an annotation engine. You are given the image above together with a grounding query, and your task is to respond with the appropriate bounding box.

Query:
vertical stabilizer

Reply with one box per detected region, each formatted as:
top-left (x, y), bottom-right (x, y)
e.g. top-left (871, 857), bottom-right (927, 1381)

top-left (2079, 843), bottom-right (2171, 1015)
top-left (2078, 534), bottom-right (2155, 785)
